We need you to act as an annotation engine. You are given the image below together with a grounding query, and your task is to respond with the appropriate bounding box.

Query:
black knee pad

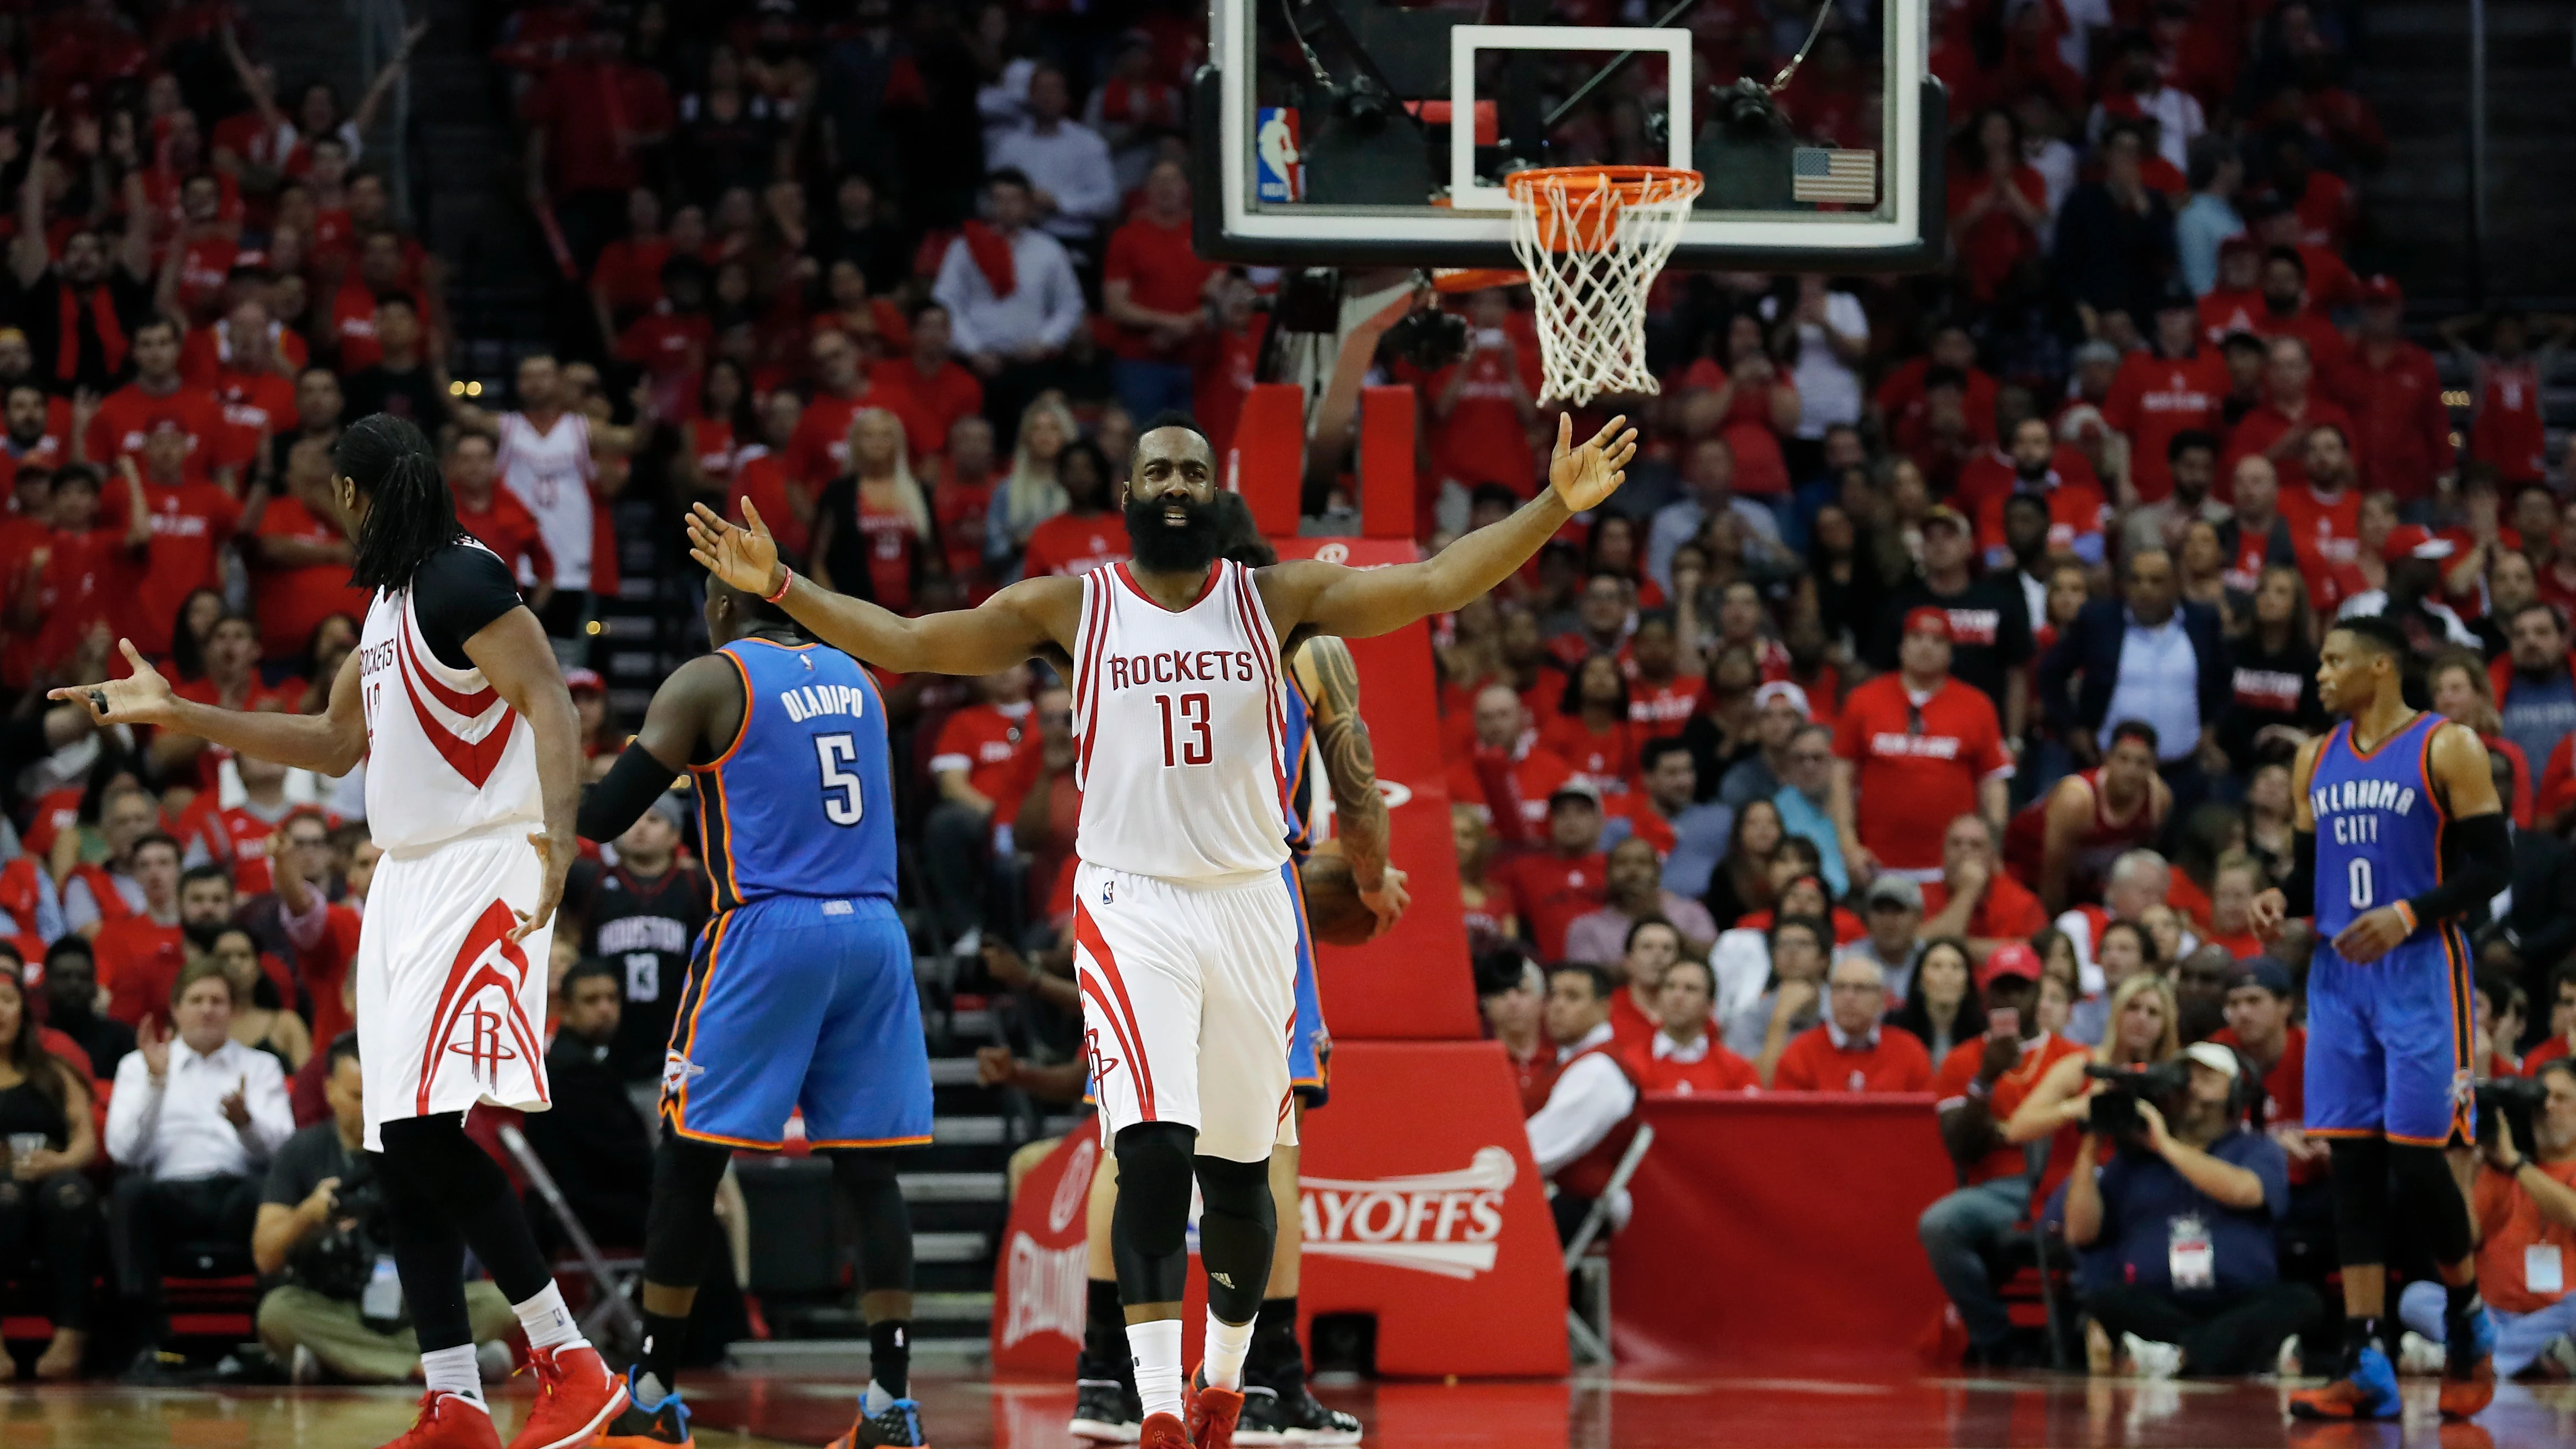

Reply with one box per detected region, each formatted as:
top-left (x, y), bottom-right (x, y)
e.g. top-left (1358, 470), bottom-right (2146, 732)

top-left (1191, 1154), bottom-right (1273, 1228)
top-left (824, 1148), bottom-right (917, 1296)
top-left (643, 1134), bottom-right (735, 1288)
top-left (1112, 1123), bottom-right (1197, 1305)
top-left (1192, 1154), bottom-right (1276, 1324)
top-left (2327, 1136), bottom-right (2390, 1269)
top-left (2388, 1142), bottom-right (2474, 1267)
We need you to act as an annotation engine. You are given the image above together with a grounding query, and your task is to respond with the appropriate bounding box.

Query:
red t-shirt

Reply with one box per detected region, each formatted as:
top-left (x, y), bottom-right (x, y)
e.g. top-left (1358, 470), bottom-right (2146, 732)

top-left (1194, 319), bottom-right (1268, 460)
top-left (456, 487), bottom-right (554, 588)
top-left (328, 279), bottom-right (427, 373)
top-left (1625, 673), bottom-right (1705, 734)
top-left (1945, 167), bottom-right (2048, 301)
top-left (1445, 746), bottom-right (1574, 834)
top-left (2328, 341), bottom-right (2454, 502)
top-left (1832, 675), bottom-right (2012, 873)
top-left (1772, 1025), bottom-right (1935, 1093)
top-left (1670, 358), bottom-right (1797, 496)
top-left (2468, 355), bottom-right (2549, 484)
top-left (591, 235), bottom-right (673, 320)
top-left (2277, 480), bottom-right (2362, 570)
top-left (523, 59), bottom-right (673, 194)
top-left (1021, 510), bottom-right (1131, 579)
top-left (1423, 325), bottom-right (1543, 494)
top-left (785, 389), bottom-right (871, 488)
top-left (36, 525), bottom-right (148, 667)
top-left (2100, 351), bottom-right (2227, 503)
top-left (300, 903), bottom-right (365, 1049)
top-left (2224, 397), bottom-right (2357, 496)
top-left (1492, 849), bottom-right (1609, 962)
top-left (251, 496), bottom-right (370, 660)
top-left (85, 382), bottom-right (229, 474)
top-left (1931, 1032), bottom-right (2091, 1187)
top-left (614, 309), bottom-right (712, 382)
top-left (1102, 213), bottom-right (1218, 362)
top-left (729, 453), bottom-right (811, 560)
top-left (931, 702), bottom-right (1032, 802)
top-left (1917, 871), bottom-right (2050, 940)
top-left (1538, 715), bottom-right (1638, 793)
top-left (1973, 472), bottom-right (2107, 567)
top-left (96, 915), bottom-right (186, 1027)
top-left (868, 359), bottom-right (984, 463)
top-left (1629, 1038), bottom-right (1763, 1096)
top-left (131, 481), bottom-right (244, 656)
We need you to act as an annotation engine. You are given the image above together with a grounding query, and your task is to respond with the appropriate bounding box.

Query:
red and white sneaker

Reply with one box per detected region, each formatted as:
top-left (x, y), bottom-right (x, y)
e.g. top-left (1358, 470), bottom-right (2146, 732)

top-left (379, 1392), bottom-right (503, 1449)
top-left (1184, 1368), bottom-right (1245, 1449)
top-left (1139, 1412), bottom-right (1191, 1449)
top-left (506, 1343), bottom-right (628, 1449)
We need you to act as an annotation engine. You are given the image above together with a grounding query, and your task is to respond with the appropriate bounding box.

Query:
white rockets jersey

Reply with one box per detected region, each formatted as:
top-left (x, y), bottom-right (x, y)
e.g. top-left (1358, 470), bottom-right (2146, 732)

top-left (357, 554), bottom-right (544, 853)
top-left (1072, 559), bottom-right (1293, 882)
top-left (494, 411), bottom-right (596, 589)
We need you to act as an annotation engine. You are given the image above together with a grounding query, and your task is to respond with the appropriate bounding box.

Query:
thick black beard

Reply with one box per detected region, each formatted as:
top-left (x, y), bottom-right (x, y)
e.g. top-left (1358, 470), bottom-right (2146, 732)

top-left (1124, 491), bottom-right (1220, 576)
top-left (182, 919), bottom-right (227, 952)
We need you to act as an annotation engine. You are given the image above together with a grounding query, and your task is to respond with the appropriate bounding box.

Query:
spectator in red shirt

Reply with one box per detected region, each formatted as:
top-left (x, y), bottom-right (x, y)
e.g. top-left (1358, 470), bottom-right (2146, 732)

top-left (1192, 274), bottom-right (1268, 462)
top-left (1773, 955), bottom-right (1936, 1093)
top-left (2251, 244), bottom-right (2350, 372)
top-left (1543, 653), bottom-right (1639, 796)
top-left (1425, 290), bottom-right (1544, 498)
top-left (1947, 109), bottom-right (2052, 304)
top-left (1628, 957), bottom-right (1760, 1096)
top-left (249, 436), bottom-right (368, 663)
top-left (89, 836), bottom-right (186, 1025)
top-left (1449, 682), bottom-right (1575, 840)
top-left (153, 612), bottom-right (299, 788)
top-left (84, 318), bottom-right (234, 489)
top-left (588, 186), bottom-right (672, 340)
top-left (1832, 608), bottom-right (2013, 880)
top-left (1672, 314), bottom-right (1801, 498)
top-left (524, 28), bottom-right (675, 272)
top-left (2103, 289), bottom-right (2229, 505)
top-left (870, 304), bottom-right (985, 469)
top-left (447, 432), bottom-right (552, 604)
top-left (1017, 440), bottom-right (1129, 580)
top-left (2331, 275), bottom-right (2455, 502)
top-left (2446, 309), bottom-right (2569, 488)
top-left (1494, 781), bottom-right (1611, 962)
top-left (1971, 417), bottom-right (2108, 569)
top-left (783, 328), bottom-right (874, 491)
top-left (2278, 421), bottom-right (2363, 575)
top-left (125, 423), bottom-right (243, 659)
top-left (29, 462), bottom-right (151, 674)
top-left (921, 666), bottom-right (1034, 950)
top-left (2225, 335), bottom-right (2354, 497)
top-left (2210, 956), bottom-right (2318, 1168)
top-left (1100, 159), bottom-right (1219, 422)
top-left (1918, 813), bottom-right (2051, 960)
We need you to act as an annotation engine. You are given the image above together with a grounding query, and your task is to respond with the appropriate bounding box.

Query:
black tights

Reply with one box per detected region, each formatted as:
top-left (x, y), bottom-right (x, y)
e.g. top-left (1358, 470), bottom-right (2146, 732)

top-left (377, 1115), bottom-right (555, 1353)
top-left (0, 1170), bottom-right (96, 1330)
top-left (642, 1134), bottom-right (914, 1296)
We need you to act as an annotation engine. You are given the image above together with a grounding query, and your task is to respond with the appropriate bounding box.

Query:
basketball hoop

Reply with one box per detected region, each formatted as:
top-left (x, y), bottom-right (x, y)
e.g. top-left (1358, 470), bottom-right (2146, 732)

top-left (1503, 165), bottom-right (1704, 407)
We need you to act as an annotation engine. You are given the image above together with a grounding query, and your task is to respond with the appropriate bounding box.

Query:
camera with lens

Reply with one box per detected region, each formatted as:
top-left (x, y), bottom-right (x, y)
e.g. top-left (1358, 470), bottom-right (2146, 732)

top-left (1382, 305), bottom-right (1471, 371)
top-left (2085, 1058), bottom-right (2194, 1140)
top-left (289, 1156), bottom-right (390, 1306)
top-left (2475, 1074), bottom-right (2551, 1153)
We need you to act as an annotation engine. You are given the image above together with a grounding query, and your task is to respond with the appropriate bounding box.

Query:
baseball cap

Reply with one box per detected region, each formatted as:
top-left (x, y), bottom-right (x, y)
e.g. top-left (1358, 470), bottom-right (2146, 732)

top-left (1903, 606), bottom-right (1954, 641)
top-left (1864, 875), bottom-right (1923, 911)
top-left (1922, 504), bottom-right (1971, 534)
top-left (2155, 279), bottom-right (2197, 313)
top-left (643, 793), bottom-right (687, 831)
top-left (2361, 274), bottom-right (2405, 307)
top-left (1975, 942), bottom-right (2042, 990)
top-left (1549, 779), bottom-right (1603, 808)
top-left (2182, 1041), bottom-right (2242, 1081)
top-left (564, 667), bottom-right (607, 695)
top-left (1753, 680), bottom-right (1811, 716)
top-left (2380, 524), bottom-right (2455, 564)
top-left (2072, 339), bottom-right (2122, 368)
top-left (2230, 956), bottom-right (2295, 998)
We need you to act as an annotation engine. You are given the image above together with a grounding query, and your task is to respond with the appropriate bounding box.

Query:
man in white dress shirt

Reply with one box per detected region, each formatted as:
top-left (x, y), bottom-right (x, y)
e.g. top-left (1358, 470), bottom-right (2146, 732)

top-left (105, 960), bottom-right (295, 1363)
top-left (1525, 964), bottom-right (1641, 1245)
top-left (986, 64), bottom-right (1119, 250)
top-left (934, 168), bottom-right (1087, 450)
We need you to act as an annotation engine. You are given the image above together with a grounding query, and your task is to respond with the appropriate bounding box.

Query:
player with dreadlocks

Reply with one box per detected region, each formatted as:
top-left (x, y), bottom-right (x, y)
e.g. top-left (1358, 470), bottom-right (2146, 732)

top-left (56, 413), bottom-right (622, 1449)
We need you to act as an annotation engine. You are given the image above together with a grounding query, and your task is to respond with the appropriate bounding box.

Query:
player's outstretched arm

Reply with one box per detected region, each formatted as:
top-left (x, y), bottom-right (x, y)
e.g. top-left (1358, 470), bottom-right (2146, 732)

top-left (576, 654), bottom-right (735, 842)
top-left (1264, 413), bottom-right (1637, 640)
top-left (688, 499), bottom-right (1072, 674)
top-left (52, 642), bottom-right (368, 776)
top-left (463, 606), bottom-right (585, 943)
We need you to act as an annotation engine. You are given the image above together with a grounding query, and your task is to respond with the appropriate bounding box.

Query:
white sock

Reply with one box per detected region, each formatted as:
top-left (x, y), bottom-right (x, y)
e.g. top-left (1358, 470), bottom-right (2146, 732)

top-left (1204, 1313), bottom-right (1254, 1391)
top-left (422, 1344), bottom-right (488, 1405)
top-left (513, 1282), bottom-right (587, 1354)
top-left (1126, 1319), bottom-right (1185, 1421)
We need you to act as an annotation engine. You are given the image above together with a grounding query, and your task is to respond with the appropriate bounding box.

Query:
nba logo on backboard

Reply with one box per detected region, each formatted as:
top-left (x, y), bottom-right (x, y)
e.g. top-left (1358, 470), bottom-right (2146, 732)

top-left (1255, 107), bottom-right (1302, 203)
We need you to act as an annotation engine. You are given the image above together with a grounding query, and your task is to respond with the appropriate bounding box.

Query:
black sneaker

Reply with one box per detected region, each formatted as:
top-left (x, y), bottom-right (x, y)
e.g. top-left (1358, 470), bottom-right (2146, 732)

top-left (1071, 1379), bottom-right (1143, 1443)
top-left (596, 1383), bottom-right (695, 1448)
top-left (1238, 1383), bottom-right (1362, 1445)
top-left (827, 1397), bottom-right (929, 1448)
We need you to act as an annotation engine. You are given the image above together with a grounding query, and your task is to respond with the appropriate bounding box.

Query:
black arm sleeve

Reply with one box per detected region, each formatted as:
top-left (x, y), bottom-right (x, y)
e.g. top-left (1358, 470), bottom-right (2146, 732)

top-left (2406, 812), bottom-right (2514, 928)
top-left (577, 741), bottom-right (683, 843)
top-left (2285, 829), bottom-right (2316, 916)
top-left (411, 544), bottom-right (529, 669)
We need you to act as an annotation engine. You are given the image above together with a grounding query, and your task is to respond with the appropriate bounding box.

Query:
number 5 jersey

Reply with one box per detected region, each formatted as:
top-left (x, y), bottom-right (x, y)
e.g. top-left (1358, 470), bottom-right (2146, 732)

top-left (692, 637), bottom-right (898, 908)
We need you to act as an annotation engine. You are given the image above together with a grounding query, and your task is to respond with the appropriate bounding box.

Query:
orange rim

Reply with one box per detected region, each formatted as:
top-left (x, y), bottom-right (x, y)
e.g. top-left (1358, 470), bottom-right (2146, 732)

top-left (1501, 164), bottom-right (1704, 204)
top-left (1504, 165), bottom-right (1703, 254)
top-left (1430, 267), bottom-right (1527, 294)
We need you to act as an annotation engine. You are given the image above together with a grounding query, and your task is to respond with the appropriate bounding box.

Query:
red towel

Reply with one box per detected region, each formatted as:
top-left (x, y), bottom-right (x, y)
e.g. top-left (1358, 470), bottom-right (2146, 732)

top-left (961, 221), bottom-right (1016, 299)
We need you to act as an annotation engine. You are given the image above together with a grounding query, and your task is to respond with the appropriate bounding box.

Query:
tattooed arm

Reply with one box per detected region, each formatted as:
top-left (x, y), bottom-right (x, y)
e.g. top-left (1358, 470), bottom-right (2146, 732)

top-left (1290, 636), bottom-right (1410, 936)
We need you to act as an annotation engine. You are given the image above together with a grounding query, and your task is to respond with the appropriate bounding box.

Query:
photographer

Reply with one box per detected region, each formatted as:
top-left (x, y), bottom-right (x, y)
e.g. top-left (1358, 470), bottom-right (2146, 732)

top-left (2394, 1059), bottom-right (2576, 1380)
top-left (2066, 1042), bottom-right (2316, 1377)
top-left (253, 1035), bottom-right (516, 1384)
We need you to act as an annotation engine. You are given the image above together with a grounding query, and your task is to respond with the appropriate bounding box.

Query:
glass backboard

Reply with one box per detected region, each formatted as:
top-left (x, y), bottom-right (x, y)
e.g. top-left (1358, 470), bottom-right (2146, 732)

top-left (1195, 0), bottom-right (1941, 273)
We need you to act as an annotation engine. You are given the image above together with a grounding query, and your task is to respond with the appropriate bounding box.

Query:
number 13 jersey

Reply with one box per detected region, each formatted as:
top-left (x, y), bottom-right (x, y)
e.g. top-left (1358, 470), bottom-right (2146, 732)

top-left (692, 638), bottom-right (897, 908)
top-left (1072, 560), bottom-right (1292, 882)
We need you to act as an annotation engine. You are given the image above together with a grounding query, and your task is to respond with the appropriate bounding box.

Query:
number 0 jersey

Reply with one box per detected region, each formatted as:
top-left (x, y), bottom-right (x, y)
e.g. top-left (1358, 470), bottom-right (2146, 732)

top-left (691, 638), bottom-right (897, 909)
top-left (1071, 560), bottom-right (1293, 882)
top-left (2308, 710), bottom-right (2445, 940)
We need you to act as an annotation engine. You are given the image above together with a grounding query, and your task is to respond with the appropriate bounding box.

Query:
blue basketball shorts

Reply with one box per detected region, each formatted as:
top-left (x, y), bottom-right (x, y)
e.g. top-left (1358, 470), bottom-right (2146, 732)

top-left (2303, 926), bottom-right (2476, 1148)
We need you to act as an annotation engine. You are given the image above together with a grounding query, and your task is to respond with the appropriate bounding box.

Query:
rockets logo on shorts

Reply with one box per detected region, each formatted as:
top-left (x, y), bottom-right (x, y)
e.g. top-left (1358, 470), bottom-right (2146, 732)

top-left (417, 902), bottom-right (547, 1115)
top-left (1084, 1025), bottom-right (1120, 1090)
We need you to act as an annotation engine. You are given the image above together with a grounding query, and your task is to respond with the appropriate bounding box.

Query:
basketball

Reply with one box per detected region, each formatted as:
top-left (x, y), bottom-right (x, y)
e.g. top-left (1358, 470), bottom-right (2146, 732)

top-left (1298, 840), bottom-right (1380, 946)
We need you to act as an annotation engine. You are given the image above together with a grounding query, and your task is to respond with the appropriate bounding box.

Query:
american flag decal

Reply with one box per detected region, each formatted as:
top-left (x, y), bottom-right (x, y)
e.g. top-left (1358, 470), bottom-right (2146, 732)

top-left (1791, 147), bottom-right (1877, 203)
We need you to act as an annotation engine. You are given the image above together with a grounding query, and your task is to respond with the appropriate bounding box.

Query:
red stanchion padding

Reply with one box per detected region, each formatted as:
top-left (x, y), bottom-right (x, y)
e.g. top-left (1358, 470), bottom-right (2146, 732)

top-left (1268, 536), bottom-right (1479, 1041)
top-left (990, 1129), bottom-right (1100, 1376)
top-left (1357, 386), bottom-right (1414, 540)
top-left (990, 1043), bottom-right (1565, 1380)
top-left (1231, 383), bottom-right (1305, 538)
top-left (1610, 1094), bottom-right (1956, 1373)
top-left (1295, 1040), bottom-right (1568, 1377)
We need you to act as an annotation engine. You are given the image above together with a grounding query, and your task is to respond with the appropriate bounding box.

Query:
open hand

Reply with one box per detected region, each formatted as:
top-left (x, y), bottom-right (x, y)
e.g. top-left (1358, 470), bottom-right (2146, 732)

top-left (687, 500), bottom-right (785, 599)
top-left (1546, 413), bottom-right (1638, 513)
top-left (48, 639), bottom-right (178, 728)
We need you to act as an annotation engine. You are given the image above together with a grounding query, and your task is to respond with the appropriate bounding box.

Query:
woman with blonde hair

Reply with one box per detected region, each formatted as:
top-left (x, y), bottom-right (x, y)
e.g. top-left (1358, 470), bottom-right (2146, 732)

top-left (810, 407), bottom-right (939, 613)
top-left (985, 396), bottom-right (1076, 572)
top-left (2004, 972), bottom-right (2183, 1144)
top-left (2428, 647), bottom-right (2534, 825)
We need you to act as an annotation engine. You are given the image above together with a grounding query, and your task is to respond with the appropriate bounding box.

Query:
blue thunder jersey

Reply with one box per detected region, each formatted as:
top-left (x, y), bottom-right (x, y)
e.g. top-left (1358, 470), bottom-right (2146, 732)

top-left (1283, 670), bottom-right (1315, 854)
top-left (690, 638), bottom-right (898, 910)
top-left (2308, 710), bottom-right (2445, 939)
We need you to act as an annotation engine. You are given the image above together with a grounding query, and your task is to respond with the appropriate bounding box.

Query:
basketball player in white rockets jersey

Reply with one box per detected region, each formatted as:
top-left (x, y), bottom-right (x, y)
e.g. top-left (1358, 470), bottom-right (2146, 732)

top-left (59, 415), bottom-right (626, 1449)
top-left (690, 409), bottom-right (1635, 1449)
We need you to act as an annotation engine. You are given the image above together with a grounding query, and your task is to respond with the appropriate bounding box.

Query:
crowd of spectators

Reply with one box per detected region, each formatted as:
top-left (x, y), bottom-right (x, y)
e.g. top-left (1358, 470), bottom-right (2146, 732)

top-left (0, 0), bottom-right (2572, 1396)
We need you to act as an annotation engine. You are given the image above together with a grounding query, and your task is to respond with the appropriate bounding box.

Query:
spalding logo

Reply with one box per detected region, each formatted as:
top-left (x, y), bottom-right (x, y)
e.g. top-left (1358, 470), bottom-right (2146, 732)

top-left (1297, 1145), bottom-right (1517, 1281)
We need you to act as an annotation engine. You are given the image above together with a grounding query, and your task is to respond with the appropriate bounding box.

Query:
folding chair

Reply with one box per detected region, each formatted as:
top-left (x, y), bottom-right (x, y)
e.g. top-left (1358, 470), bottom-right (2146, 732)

top-left (1563, 1124), bottom-right (1654, 1367)
top-left (495, 1124), bottom-right (646, 1346)
top-left (1995, 1221), bottom-right (2073, 1370)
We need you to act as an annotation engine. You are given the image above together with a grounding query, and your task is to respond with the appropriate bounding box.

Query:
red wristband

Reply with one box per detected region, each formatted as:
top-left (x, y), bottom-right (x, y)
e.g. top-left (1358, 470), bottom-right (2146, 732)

top-left (763, 569), bottom-right (794, 605)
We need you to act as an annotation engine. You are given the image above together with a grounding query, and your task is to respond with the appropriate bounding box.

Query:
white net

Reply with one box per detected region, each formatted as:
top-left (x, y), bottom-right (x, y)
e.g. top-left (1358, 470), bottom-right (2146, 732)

top-left (1504, 168), bottom-right (1704, 408)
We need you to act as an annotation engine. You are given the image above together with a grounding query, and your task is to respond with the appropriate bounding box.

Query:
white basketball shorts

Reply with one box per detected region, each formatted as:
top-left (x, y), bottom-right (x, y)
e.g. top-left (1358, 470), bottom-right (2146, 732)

top-left (356, 823), bottom-right (554, 1149)
top-left (1070, 861), bottom-right (1299, 1164)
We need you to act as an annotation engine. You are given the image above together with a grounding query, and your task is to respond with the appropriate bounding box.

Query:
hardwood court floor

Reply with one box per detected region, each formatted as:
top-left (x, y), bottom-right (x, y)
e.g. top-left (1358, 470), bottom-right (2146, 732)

top-left (7, 1364), bottom-right (2573, 1448)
